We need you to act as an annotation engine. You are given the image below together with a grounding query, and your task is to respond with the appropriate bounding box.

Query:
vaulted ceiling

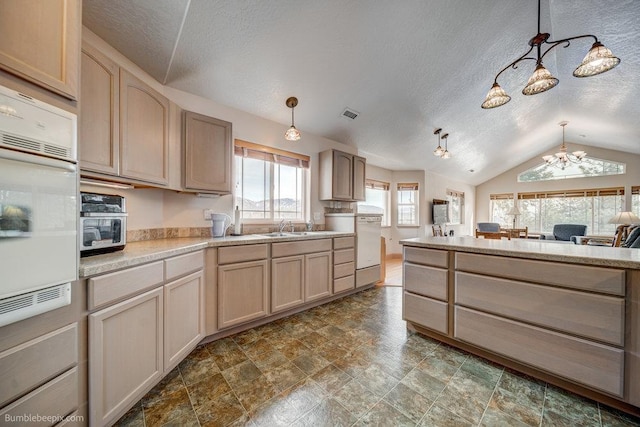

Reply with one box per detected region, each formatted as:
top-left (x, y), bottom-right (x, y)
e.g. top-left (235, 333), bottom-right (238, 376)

top-left (82, 0), bottom-right (640, 185)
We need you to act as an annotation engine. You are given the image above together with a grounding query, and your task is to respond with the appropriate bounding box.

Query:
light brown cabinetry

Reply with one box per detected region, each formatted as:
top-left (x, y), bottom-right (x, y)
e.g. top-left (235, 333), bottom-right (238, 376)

top-left (271, 239), bottom-right (332, 311)
top-left (402, 246), bottom-right (449, 334)
top-left (164, 271), bottom-right (204, 371)
top-left (217, 244), bottom-right (269, 329)
top-left (319, 149), bottom-right (366, 201)
top-left (333, 237), bottom-right (355, 293)
top-left (352, 155), bottom-right (366, 201)
top-left (183, 111), bottom-right (232, 193)
top-left (218, 260), bottom-right (269, 329)
top-left (119, 69), bottom-right (169, 185)
top-left (89, 288), bottom-right (164, 427)
top-left (272, 255), bottom-right (305, 313)
top-left (0, 0), bottom-right (81, 100)
top-left (88, 251), bottom-right (204, 426)
top-left (79, 47), bottom-right (170, 186)
top-left (79, 43), bottom-right (119, 175)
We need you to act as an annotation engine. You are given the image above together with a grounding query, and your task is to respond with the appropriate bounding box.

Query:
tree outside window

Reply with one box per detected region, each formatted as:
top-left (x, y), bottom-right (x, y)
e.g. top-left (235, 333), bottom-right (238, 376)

top-left (447, 189), bottom-right (464, 225)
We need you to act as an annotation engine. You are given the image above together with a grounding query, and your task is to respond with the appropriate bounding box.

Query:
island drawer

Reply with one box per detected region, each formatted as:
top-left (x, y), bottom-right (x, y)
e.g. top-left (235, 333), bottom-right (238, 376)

top-left (455, 306), bottom-right (624, 397)
top-left (404, 263), bottom-right (448, 301)
top-left (164, 250), bottom-right (204, 281)
top-left (334, 275), bottom-right (355, 293)
top-left (334, 248), bottom-right (355, 265)
top-left (455, 253), bottom-right (625, 296)
top-left (334, 236), bottom-right (355, 249)
top-left (218, 244), bottom-right (268, 264)
top-left (455, 272), bottom-right (624, 346)
top-left (404, 246), bottom-right (448, 268)
top-left (403, 292), bottom-right (448, 334)
top-left (334, 262), bottom-right (355, 279)
top-left (272, 239), bottom-right (332, 258)
top-left (88, 261), bottom-right (164, 310)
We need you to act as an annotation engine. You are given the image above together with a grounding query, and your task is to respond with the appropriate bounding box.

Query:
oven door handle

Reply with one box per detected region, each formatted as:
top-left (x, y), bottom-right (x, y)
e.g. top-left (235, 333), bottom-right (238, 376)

top-left (0, 148), bottom-right (77, 172)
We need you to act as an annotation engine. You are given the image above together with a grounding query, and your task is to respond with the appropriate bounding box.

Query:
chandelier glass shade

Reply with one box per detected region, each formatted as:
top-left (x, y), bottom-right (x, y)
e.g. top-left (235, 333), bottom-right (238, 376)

top-left (284, 97), bottom-right (301, 141)
top-left (542, 121), bottom-right (586, 170)
top-left (481, 0), bottom-right (620, 109)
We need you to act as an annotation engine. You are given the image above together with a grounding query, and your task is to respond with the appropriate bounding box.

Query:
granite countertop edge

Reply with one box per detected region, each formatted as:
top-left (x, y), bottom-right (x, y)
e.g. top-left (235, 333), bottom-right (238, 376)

top-left (400, 236), bottom-right (640, 269)
top-left (80, 232), bottom-right (355, 278)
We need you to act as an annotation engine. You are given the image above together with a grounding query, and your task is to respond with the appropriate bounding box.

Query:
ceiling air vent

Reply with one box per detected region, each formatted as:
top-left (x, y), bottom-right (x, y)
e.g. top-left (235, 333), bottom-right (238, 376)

top-left (341, 108), bottom-right (360, 120)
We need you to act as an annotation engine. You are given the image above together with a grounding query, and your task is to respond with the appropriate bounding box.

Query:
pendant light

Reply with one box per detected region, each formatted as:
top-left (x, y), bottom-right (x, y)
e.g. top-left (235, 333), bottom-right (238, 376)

top-left (284, 97), bottom-right (301, 141)
top-left (432, 128), bottom-right (444, 156)
top-left (481, 0), bottom-right (620, 109)
top-left (441, 133), bottom-right (451, 159)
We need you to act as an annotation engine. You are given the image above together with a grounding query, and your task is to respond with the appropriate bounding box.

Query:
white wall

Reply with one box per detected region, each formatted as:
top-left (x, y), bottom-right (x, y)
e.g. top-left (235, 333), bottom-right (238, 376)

top-left (424, 172), bottom-right (476, 237)
top-left (476, 145), bottom-right (640, 223)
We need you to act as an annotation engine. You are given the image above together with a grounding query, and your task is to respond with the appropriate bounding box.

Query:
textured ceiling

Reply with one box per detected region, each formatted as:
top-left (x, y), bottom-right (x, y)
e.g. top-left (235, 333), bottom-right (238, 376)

top-left (82, 0), bottom-right (640, 185)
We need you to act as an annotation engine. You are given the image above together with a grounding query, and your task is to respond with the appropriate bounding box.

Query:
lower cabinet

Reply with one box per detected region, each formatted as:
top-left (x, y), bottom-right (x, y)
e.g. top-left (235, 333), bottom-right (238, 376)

top-left (218, 260), bottom-right (269, 329)
top-left (89, 288), bottom-right (164, 427)
top-left (271, 250), bottom-right (332, 313)
top-left (305, 251), bottom-right (332, 302)
top-left (88, 250), bottom-right (204, 426)
top-left (272, 255), bottom-right (305, 313)
top-left (164, 271), bottom-right (204, 371)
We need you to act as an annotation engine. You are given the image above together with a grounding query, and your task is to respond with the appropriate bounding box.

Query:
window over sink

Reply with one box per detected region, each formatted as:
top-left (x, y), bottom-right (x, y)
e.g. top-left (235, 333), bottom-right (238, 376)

top-left (234, 140), bottom-right (309, 222)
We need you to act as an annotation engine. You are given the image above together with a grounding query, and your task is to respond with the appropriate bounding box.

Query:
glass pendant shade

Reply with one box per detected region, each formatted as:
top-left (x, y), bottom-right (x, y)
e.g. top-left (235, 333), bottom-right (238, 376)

top-left (441, 150), bottom-right (451, 159)
top-left (433, 145), bottom-right (444, 156)
top-left (481, 83), bottom-right (511, 109)
top-left (284, 125), bottom-right (301, 141)
top-left (522, 64), bottom-right (559, 95)
top-left (573, 42), bottom-right (621, 77)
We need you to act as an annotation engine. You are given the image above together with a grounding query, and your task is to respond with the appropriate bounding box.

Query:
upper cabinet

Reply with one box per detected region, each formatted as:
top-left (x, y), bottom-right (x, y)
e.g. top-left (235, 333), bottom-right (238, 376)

top-left (319, 149), bottom-right (366, 201)
top-left (79, 43), bottom-right (119, 175)
top-left (352, 155), bottom-right (366, 201)
top-left (0, 0), bottom-right (80, 100)
top-left (119, 70), bottom-right (169, 185)
top-left (79, 47), bottom-right (170, 186)
top-left (183, 111), bottom-right (232, 194)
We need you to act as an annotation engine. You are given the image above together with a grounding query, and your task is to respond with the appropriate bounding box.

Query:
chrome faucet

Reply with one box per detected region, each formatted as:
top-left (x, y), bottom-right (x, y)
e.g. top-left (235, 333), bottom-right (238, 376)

top-left (278, 219), bottom-right (286, 233)
top-left (288, 221), bottom-right (294, 232)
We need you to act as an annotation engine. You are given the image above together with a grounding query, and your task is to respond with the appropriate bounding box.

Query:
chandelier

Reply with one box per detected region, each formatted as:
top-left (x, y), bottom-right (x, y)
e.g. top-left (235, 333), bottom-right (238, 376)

top-left (481, 0), bottom-right (620, 109)
top-left (542, 121), bottom-right (586, 169)
top-left (284, 97), bottom-right (301, 141)
top-left (432, 128), bottom-right (451, 159)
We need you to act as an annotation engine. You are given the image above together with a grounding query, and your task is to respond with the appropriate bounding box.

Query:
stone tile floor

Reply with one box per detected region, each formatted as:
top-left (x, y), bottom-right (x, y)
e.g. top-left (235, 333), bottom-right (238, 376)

top-left (115, 286), bottom-right (640, 427)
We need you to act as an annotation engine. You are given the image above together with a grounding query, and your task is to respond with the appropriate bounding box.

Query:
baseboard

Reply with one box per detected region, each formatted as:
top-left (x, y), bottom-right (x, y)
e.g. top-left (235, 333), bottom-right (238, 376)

top-left (386, 253), bottom-right (402, 260)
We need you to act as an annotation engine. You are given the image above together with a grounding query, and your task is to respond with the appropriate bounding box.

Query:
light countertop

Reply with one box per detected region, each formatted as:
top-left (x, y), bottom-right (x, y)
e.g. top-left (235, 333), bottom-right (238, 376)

top-left (80, 231), bottom-right (354, 278)
top-left (400, 236), bottom-right (640, 269)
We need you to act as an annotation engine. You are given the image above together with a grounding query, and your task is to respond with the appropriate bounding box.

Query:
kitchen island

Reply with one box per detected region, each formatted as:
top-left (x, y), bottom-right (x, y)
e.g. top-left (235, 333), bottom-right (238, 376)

top-left (400, 236), bottom-right (640, 416)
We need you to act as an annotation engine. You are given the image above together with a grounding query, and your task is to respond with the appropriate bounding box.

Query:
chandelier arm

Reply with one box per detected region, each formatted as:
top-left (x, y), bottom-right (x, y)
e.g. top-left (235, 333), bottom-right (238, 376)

top-left (539, 34), bottom-right (599, 61)
top-left (492, 45), bottom-right (536, 83)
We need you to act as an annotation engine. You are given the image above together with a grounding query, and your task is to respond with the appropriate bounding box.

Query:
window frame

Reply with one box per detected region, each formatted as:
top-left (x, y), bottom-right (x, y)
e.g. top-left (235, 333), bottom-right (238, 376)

top-left (359, 179), bottom-right (391, 227)
top-left (234, 140), bottom-right (309, 223)
top-left (447, 189), bottom-right (464, 225)
top-left (397, 182), bottom-right (419, 227)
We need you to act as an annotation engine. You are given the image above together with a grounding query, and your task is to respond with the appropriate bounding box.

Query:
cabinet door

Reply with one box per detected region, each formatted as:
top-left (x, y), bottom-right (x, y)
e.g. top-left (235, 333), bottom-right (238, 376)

top-left (272, 255), bottom-right (304, 313)
top-left (79, 43), bottom-right (119, 175)
top-left (0, 0), bottom-right (80, 100)
top-left (352, 155), bottom-right (366, 201)
top-left (332, 151), bottom-right (354, 200)
top-left (184, 111), bottom-right (232, 193)
top-left (164, 271), bottom-right (204, 372)
top-left (218, 260), bottom-right (268, 329)
top-left (89, 288), bottom-right (163, 427)
top-left (305, 251), bottom-right (332, 302)
top-left (119, 69), bottom-right (169, 185)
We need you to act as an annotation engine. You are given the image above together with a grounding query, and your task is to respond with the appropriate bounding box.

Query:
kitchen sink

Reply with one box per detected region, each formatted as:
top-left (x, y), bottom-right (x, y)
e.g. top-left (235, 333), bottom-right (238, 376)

top-left (259, 232), bottom-right (293, 237)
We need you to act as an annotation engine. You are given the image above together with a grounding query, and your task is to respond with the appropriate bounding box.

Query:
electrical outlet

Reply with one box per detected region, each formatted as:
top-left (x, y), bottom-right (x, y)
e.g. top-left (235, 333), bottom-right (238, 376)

top-left (203, 209), bottom-right (213, 220)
